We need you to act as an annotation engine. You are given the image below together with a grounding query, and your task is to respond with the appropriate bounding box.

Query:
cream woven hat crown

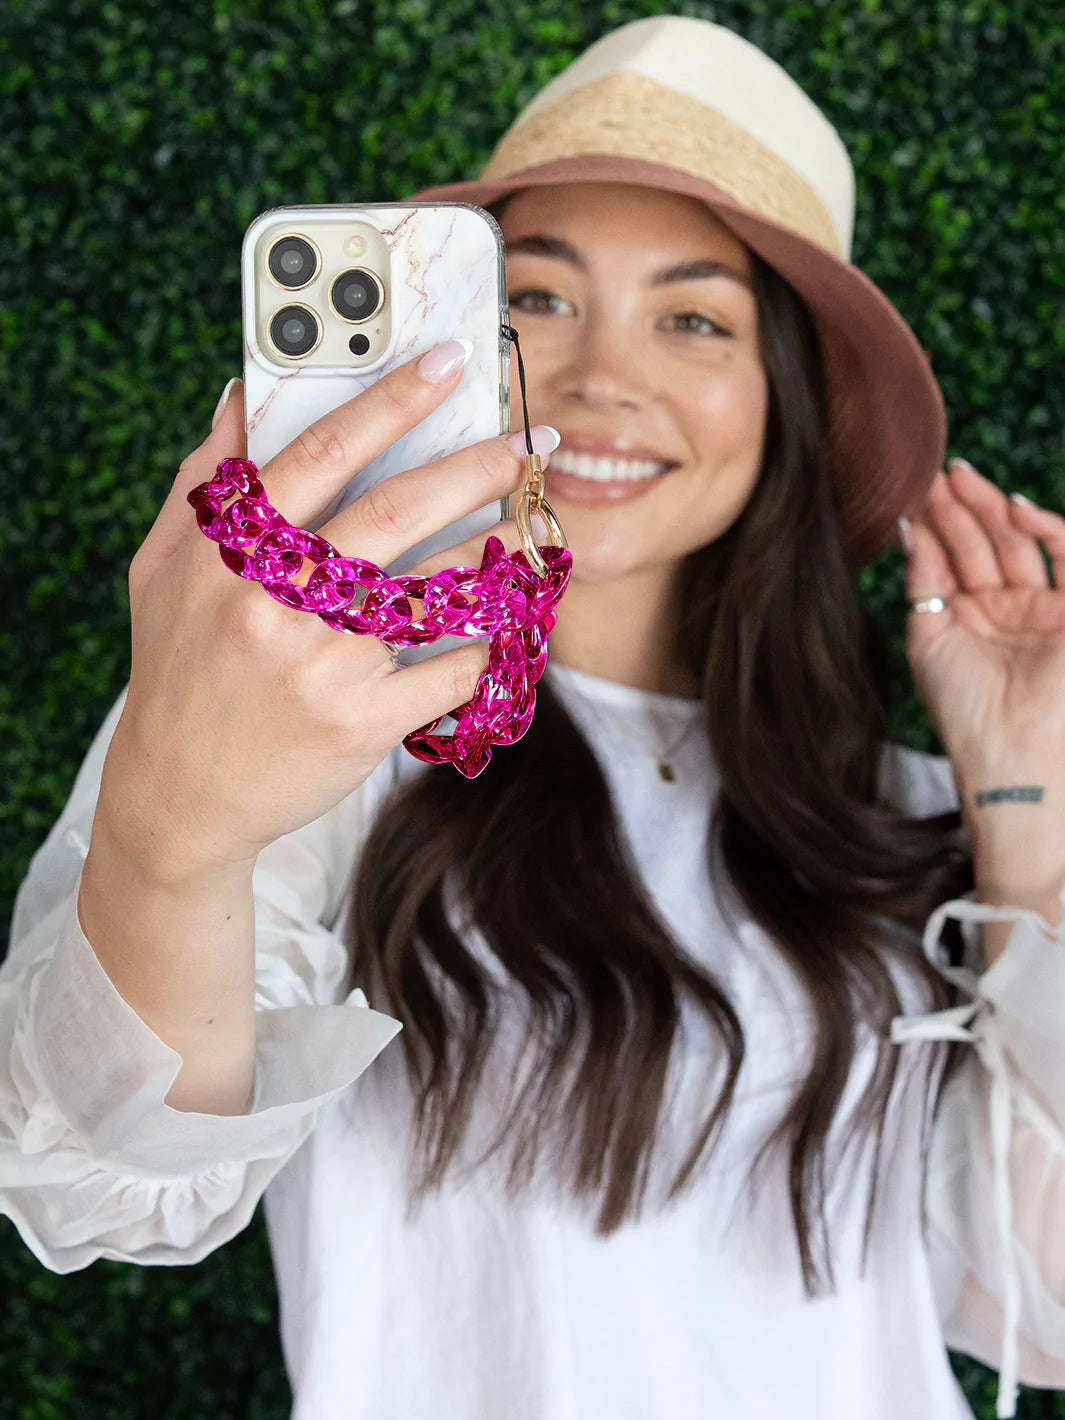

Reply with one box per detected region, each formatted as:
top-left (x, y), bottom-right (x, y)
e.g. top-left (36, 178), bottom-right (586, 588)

top-left (412, 15), bottom-right (947, 565)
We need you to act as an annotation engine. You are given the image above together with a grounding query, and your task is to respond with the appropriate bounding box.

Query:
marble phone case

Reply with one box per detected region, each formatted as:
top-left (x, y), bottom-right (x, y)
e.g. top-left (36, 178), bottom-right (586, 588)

top-left (241, 203), bottom-right (510, 663)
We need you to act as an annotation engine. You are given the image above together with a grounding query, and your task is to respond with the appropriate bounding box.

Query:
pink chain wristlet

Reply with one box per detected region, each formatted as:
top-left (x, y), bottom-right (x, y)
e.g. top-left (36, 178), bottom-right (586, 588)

top-left (187, 448), bottom-right (571, 778)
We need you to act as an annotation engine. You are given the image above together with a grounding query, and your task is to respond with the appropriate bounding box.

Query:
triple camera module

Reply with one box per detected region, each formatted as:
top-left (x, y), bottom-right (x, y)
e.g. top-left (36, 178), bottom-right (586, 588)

top-left (266, 233), bottom-right (382, 359)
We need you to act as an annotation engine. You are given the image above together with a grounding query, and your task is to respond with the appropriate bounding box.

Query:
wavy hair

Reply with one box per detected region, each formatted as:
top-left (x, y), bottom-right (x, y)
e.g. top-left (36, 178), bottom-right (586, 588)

top-left (345, 245), bottom-right (972, 1292)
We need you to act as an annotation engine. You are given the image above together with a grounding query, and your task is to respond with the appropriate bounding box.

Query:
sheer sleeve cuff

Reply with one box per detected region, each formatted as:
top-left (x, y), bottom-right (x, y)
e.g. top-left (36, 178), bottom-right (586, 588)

top-left (20, 880), bottom-right (403, 1177)
top-left (891, 882), bottom-right (1065, 1419)
top-left (971, 883), bottom-right (1065, 1132)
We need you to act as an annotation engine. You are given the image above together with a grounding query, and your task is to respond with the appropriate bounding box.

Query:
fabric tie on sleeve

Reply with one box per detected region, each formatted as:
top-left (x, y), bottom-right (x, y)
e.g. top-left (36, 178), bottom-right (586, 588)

top-left (889, 891), bottom-right (1065, 1420)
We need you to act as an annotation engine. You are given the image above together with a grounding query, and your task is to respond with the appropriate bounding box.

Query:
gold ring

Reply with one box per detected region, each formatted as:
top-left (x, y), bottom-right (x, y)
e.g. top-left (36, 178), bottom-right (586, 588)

top-left (516, 492), bottom-right (566, 576)
top-left (514, 453), bottom-right (567, 576)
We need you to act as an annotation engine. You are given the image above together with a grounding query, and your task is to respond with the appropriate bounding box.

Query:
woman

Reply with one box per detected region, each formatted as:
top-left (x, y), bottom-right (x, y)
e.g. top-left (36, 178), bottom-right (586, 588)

top-left (4, 15), bottom-right (1065, 1420)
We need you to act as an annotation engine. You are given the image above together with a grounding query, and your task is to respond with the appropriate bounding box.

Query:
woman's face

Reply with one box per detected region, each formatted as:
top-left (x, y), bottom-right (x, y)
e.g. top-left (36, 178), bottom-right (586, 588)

top-left (499, 183), bottom-right (769, 586)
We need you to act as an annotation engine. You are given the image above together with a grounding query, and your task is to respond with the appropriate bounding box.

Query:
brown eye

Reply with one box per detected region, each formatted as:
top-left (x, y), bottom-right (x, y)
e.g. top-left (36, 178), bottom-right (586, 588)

top-left (509, 288), bottom-right (573, 316)
top-left (662, 312), bottom-right (731, 337)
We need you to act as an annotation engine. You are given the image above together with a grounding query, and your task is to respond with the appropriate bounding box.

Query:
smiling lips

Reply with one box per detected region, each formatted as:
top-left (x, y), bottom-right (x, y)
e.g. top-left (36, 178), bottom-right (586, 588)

top-left (552, 450), bottom-right (669, 481)
top-left (545, 433), bottom-right (678, 503)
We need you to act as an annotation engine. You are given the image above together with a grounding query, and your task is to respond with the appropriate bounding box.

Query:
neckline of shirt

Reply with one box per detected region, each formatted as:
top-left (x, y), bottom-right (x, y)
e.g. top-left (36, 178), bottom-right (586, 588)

top-left (544, 659), bottom-right (703, 718)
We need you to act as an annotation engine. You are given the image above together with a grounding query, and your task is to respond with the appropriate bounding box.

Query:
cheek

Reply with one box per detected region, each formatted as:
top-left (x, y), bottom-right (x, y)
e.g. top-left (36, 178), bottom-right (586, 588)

top-left (685, 355), bottom-right (768, 444)
top-left (676, 359), bottom-right (769, 534)
top-left (692, 352), bottom-right (766, 423)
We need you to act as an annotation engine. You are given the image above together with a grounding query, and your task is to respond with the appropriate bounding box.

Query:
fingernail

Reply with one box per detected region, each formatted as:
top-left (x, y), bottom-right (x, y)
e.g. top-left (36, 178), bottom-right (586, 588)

top-left (212, 377), bottom-right (240, 430)
top-left (506, 425), bottom-right (561, 457)
top-left (897, 515), bottom-right (914, 556)
top-left (417, 339), bottom-right (474, 383)
top-left (948, 456), bottom-right (975, 474)
top-left (1010, 491), bottom-right (1037, 508)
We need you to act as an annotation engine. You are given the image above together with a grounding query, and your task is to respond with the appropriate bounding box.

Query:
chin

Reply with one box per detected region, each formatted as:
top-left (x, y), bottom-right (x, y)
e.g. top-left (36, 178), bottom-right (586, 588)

top-left (559, 542), bottom-right (650, 582)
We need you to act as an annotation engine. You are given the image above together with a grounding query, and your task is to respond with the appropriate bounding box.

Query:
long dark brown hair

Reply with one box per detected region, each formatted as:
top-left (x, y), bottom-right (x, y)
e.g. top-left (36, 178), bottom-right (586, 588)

top-left (346, 241), bottom-right (972, 1292)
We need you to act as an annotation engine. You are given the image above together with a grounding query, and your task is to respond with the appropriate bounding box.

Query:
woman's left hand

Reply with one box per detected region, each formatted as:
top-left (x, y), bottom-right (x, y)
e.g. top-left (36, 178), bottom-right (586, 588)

top-left (902, 457), bottom-right (1065, 786)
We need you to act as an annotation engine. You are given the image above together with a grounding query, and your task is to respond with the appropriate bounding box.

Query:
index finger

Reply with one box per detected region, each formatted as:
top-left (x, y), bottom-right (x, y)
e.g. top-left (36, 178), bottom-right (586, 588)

top-left (256, 339), bottom-right (475, 525)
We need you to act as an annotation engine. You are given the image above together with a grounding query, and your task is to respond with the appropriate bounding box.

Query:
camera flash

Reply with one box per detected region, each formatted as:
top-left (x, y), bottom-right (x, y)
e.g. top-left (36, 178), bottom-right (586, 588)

top-left (346, 234), bottom-right (366, 258)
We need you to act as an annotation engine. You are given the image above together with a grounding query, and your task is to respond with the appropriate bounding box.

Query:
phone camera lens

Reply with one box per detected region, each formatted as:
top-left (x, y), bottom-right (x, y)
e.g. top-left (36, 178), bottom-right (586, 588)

top-left (269, 304), bottom-right (320, 358)
top-left (267, 235), bottom-right (318, 289)
top-left (331, 268), bottom-right (382, 323)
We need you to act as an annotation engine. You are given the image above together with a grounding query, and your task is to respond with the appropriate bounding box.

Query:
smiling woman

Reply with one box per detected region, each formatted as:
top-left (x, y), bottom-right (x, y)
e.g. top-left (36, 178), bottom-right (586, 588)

top-left (357, 18), bottom-right (1065, 1420)
top-left (5, 13), bottom-right (1065, 1420)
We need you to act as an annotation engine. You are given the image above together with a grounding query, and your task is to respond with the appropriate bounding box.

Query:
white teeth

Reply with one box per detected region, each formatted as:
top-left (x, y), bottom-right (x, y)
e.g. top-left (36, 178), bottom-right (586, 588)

top-left (552, 449), bottom-right (670, 481)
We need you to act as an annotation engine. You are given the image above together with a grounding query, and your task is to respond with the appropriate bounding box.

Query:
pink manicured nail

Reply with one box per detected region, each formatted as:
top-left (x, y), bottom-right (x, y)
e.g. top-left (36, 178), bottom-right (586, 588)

top-left (1010, 492), bottom-right (1037, 509)
top-left (897, 515), bottom-right (914, 555)
top-left (212, 377), bottom-right (239, 430)
top-left (506, 425), bottom-right (561, 457)
top-left (417, 339), bottom-right (473, 383)
top-left (948, 456), bottom-right (975, 474)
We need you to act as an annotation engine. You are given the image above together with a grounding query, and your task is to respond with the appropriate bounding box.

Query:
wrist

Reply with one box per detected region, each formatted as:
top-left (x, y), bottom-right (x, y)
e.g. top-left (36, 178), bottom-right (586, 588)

top-left (949, 760), bottom-right (1065, 925)
top-left (956, 758), bottom-right (1062, 838)
top-left (971, 856), bottom-right (1065, 917)
top-left (89, 785), bottom-right (259, 890)
top-left (969, 831), bottom-right (1065, 929)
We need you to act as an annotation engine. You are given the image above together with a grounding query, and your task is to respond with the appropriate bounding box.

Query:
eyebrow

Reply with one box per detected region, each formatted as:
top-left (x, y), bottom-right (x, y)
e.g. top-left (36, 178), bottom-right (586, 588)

top-left (506, 235), bottom-right (753, 290)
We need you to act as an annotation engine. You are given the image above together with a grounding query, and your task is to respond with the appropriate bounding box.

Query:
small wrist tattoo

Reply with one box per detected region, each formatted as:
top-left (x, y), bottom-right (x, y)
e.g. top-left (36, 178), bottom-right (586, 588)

top-left (975, 785), bottom-right (1044, 807)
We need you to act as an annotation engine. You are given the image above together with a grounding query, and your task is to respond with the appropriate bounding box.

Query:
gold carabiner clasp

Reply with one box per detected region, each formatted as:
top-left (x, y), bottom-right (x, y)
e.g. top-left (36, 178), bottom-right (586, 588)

top-left (514, 453), bottom-right (566, 577)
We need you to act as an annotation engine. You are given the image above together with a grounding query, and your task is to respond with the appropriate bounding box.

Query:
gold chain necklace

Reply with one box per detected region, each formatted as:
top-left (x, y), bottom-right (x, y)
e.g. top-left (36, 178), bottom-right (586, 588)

top-left (547, 662), bottom-right (702, 782)
top-left (635, 706), bottom-right (702, 783)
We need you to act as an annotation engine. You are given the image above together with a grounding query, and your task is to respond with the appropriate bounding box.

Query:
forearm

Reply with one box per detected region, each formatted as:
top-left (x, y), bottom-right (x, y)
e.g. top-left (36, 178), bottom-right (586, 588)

top-left (77, 802), bottom-right (258, 1116)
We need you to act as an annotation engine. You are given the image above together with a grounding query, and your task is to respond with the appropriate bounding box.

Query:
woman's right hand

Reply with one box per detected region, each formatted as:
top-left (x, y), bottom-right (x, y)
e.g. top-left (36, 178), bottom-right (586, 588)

top-left (101, 341), bottom-right (559, 880)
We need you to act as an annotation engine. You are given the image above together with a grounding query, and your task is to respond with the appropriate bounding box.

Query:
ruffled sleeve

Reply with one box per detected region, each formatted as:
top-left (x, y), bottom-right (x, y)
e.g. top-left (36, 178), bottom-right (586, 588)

top-left (0, 684), bottom-right (403, 1273)
top-left (884, 744), bottom-right (1065, 1417)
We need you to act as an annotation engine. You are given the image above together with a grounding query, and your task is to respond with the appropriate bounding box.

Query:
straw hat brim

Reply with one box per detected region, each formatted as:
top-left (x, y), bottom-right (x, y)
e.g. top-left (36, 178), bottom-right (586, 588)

top-left (409, 155), bottom-right (946, 567)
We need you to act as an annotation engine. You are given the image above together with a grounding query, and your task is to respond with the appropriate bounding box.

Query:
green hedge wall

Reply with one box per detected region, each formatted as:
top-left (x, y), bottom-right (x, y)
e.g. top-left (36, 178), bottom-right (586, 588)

top-left (2, 0), bottom-right (1063, 1414)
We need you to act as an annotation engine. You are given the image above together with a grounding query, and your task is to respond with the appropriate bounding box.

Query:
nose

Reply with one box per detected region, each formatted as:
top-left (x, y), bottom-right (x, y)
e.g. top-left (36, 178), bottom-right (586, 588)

top-left (558, 311), bottom-right (649, 412)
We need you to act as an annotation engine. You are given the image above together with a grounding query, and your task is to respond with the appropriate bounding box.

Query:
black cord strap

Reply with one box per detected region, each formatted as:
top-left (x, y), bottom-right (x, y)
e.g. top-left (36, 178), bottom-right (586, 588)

top-left (502, 323), bottom-right (534, 456)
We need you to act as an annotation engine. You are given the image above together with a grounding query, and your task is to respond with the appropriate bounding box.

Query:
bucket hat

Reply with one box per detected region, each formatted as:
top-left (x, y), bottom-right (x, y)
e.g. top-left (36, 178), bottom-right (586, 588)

top-left (411, 14), bottom-right (946, 567)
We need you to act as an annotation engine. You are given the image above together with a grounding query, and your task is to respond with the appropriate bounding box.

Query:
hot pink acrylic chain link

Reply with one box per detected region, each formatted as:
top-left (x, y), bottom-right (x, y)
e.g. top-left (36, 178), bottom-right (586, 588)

top-left (187, 457), bottom-right (572, 778)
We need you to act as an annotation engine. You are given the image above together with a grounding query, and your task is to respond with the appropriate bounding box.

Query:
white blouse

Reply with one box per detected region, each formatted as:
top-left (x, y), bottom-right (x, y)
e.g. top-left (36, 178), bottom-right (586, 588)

top-left (3, 660), bottom-right (1065, 1420)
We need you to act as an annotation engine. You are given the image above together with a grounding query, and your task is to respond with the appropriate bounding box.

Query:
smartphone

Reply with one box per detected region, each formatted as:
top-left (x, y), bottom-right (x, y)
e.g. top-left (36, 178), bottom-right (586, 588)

top-left (240, 202), bottom-right (511, 668)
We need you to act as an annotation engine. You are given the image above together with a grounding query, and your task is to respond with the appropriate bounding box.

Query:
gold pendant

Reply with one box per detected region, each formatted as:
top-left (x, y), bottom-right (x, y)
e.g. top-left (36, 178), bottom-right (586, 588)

top-left (657, 757), bottom-right (676, 784)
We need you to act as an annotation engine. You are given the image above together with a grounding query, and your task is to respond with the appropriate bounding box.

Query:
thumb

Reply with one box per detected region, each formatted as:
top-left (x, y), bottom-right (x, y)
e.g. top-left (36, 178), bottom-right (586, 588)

top-left (179, 376), bottom-right (248, 487)
top-left (139, 378), bottom-right (248, 566)
top-left (208, 375), bottom-right (247, 453)
top-left (180, 375), bottom-right (248, 491)
top-left (187, 375), bottom-right (248, 476)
